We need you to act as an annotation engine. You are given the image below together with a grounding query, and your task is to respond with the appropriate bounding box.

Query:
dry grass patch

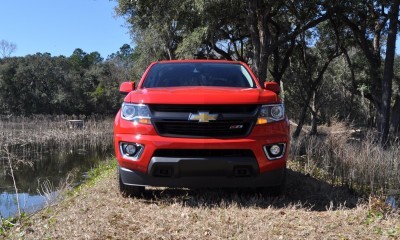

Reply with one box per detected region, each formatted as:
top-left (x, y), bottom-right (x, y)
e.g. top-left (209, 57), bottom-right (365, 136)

top-left (0, 115), bottom-right (112, 151)
top-left (290, 121), bottom-right (400, 195)
top-left (6, 164), bottom-right (399, 240)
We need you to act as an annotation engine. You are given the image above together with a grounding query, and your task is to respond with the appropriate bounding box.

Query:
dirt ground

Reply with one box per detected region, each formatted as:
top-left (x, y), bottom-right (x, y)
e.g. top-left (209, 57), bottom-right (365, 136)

top-left (7, 167), bottom-right (400, 240)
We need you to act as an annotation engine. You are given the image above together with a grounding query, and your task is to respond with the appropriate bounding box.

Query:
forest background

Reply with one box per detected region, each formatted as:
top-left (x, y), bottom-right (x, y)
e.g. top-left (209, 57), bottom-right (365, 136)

top-left (1, 0), bottom-right (400, 145)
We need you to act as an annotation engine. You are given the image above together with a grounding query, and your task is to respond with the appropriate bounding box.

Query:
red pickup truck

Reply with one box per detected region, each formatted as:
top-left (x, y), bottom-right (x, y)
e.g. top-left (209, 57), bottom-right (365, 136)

top-left (114, 60), bottom-right (290, 196)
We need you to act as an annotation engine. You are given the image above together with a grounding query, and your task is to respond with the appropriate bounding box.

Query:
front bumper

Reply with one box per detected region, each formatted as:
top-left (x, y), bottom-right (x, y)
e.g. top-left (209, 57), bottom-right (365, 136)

top-left (114, 131), bottom-right (288, 174)
top-left (114, 117), bottom-right (290, 188)
top-left (119, 165), bottom-right (286, 188)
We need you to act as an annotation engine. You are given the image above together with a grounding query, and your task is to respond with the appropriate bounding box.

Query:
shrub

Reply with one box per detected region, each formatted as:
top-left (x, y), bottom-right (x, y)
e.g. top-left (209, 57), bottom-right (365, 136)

top-left (290, 121), bottom-right (400, 195)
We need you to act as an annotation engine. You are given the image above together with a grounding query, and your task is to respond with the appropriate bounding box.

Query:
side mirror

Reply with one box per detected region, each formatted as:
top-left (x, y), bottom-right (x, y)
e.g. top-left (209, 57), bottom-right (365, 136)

top-left (264, 82), bottom-right (280, 94)
top-left (120, 82), bottom-right (136, 94)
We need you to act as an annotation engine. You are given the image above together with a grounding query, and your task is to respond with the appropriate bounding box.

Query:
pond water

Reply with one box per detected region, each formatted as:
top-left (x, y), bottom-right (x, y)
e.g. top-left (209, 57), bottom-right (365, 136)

top-left (0, 144), bottom-right (113, 218)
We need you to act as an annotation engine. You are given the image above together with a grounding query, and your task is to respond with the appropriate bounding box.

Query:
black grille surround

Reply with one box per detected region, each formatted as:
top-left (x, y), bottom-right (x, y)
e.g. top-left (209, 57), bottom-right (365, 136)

top-left (153, 149), bottom-right (255, 158)
top-left (149, 104), bottom-right (259, 138)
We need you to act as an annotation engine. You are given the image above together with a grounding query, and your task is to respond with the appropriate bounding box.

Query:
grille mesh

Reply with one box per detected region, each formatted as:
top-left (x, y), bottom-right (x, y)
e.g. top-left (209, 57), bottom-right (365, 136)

top-left (150, 105), bottom-right (258, 138)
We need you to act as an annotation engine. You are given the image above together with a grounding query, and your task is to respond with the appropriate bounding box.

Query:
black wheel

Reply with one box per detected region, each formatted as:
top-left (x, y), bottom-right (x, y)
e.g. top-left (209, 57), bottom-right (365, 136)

top-left (259, 167), bottom-right (287, 196)
top-left (118, 169), bottom-right (145, 197)
top-left (273, 167), bottom-right (287, 195)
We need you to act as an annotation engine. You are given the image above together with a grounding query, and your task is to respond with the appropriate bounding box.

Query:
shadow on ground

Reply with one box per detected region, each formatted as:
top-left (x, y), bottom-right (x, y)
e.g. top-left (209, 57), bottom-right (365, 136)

top-left (132, 169), bottom-right (361, 211)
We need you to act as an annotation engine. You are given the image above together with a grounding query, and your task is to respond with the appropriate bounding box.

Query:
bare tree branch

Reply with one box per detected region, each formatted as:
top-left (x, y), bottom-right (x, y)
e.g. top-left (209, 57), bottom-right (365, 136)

top-left (0, 40), bottom-right (17, 58)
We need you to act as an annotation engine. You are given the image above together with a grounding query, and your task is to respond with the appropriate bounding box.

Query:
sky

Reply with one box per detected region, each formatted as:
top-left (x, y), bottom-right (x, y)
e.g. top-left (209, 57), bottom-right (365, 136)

top-left (0, 0), bottom-right (132, 58)
top-left (1, 1), bottom-right (400, 58)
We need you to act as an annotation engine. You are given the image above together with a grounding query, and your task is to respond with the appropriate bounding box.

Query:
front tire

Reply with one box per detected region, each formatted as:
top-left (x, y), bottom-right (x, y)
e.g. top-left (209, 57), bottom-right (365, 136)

top-left (258, 167), bottom-right (287, 196)
top-left (118, 169), bottom-right (145, 197)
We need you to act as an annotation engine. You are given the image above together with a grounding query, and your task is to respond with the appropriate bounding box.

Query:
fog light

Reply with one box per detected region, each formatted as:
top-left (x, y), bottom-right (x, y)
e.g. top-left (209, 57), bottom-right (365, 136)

top-left (125, 144), bottom-right (137, 155)
top-left (269, 145), bottom-right (281, 156)
top-left (263, 143), bottom-right (286, 160)
top-left (120, 142), bottom-right (144, 160)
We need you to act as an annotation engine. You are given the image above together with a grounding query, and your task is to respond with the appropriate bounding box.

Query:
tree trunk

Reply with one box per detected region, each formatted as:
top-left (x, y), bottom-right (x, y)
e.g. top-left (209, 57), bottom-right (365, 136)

top-left (391, 94), bottom-right (400, 134)
top-left (292, 91), bottom-right (313, 138)
top-left (379, 0), bottom-right (399, 145)
top-left (369, 102), bottom-right (376, 127)
top-left (292, 102), bottom-right (309, 139)
top-left (247, 0), bottom-right (263, 83)
top-left (246, 0), bottom-right (269, 84)
top-left (310, 92), bottom-right (318, 135)
top-left (246, 1), bottom-right (332, 85)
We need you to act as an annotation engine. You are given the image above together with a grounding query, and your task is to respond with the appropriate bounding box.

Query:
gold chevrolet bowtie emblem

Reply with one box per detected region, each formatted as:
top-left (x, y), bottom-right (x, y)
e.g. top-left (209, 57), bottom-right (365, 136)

top-left (188, 111), bottom-right (218, 123)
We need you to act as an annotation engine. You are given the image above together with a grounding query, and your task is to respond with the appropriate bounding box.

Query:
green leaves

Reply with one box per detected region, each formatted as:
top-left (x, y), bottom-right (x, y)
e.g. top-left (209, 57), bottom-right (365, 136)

top-left (176, 27), bottom-right (209, 59)
top-left (0, 46), bottom-right (132, 115)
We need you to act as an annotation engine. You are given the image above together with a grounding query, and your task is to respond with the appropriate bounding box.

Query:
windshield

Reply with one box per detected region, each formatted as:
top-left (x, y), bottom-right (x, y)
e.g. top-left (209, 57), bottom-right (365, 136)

top-left (142, 62), bottom-right (256, 88)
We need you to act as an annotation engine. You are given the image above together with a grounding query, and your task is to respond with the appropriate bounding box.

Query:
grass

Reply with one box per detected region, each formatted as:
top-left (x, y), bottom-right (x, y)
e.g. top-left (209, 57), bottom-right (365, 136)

top-left (0, 114), bottom-right (113, 153)
top-left (2, 118), bottom-right (400, 239)
top-left (0, 213), bottom-right (27, 236)
top-left (4, 158), bottom-right (400, 239)
top-left (290, 121), bottom-right (400, 196)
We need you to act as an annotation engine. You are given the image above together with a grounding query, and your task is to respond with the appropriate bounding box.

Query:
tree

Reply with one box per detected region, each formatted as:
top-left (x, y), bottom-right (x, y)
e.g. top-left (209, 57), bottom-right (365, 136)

top-left (188, 1), bottom-right (250, 62)
top-left (287, 23), bottom-right (341, 138)
top-left (115, 0), bottom-right (192, 64)
top-left (245, 0), bottom-right (335, 84)
top-left (116, 0), bottom-right (338, 86)
top-left (0, 48), bottom-right (124, 115)
top-left (380, 0), bottom-right (399, 144)
top-left (107, 44), bottom-right (138, 81)
top-left (0, 54), bottom-right (67, 114)
top-left (0, 40), bottom-right (17, 58)
top-left (392, 56), bottom-right (400, 133)
top-left (334, 0), bottom-right (400, 144)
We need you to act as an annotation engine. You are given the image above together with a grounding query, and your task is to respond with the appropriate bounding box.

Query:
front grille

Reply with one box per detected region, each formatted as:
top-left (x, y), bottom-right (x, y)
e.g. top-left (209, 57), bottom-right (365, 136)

top-left (149, 104), bottom-right (258, 138)
top-left (154, 121), bottom-right (252, 138)
top-left (153, 149), bottom-right (255, 158)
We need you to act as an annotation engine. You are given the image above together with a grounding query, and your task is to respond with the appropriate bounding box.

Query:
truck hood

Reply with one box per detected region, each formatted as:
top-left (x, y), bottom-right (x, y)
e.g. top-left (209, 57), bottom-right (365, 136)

top-left (125, 87), bottom-right (279, 105)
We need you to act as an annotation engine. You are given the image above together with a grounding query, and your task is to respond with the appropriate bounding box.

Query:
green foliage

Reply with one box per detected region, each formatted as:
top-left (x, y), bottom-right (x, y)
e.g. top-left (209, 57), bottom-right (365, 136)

top-left (70, 159), bottom-right (117, 195)
top-left (0, 216), bottom-right (18, 235)
top-left (0, 46), bottom-right (138, 115)
top-left (115, 0), bottom-right (251, 70)
top-left (176, 27), bottom-right (208, 58)
top-left (86, 159), bottom-right (117, 181)
top-left (0, 212), bottom-right (27, 236)
top-left (1, 0), bottom-right (400, 135)
top-left (114, 0), bottom-right (400, 134)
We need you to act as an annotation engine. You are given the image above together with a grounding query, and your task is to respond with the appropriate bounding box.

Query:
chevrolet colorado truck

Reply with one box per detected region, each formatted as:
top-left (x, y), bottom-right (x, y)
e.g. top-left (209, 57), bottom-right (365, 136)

top-left (114, 60), bottom-right (290, 196)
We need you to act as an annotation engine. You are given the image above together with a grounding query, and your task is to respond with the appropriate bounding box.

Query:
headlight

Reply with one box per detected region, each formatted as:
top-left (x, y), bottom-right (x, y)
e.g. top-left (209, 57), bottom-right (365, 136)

top-left (257, 104), bottom-right (285, 124)
top-left (121, 103), bottom-right (151, 124)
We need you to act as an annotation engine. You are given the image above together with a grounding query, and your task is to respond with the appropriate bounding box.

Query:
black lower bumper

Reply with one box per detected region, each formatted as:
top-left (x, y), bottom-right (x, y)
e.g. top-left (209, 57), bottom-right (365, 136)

top-left (119, 156), bottom-right (285, 188)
